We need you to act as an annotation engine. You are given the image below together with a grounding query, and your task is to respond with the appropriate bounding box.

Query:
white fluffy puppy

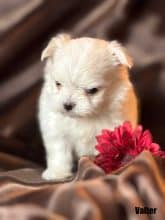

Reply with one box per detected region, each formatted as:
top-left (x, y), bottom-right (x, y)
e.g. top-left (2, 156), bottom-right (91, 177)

top-left (39, 34), bottom-right (138, 180)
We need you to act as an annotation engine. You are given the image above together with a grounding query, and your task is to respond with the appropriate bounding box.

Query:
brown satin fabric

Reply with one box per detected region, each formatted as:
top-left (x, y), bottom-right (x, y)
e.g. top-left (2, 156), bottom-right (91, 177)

top-left (0, 152), bottom-right (165, 220)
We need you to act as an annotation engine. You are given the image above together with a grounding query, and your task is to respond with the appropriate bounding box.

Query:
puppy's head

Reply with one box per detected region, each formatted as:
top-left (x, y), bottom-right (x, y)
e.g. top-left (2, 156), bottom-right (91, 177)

top-left (41, 34), bottom-right (133, 118)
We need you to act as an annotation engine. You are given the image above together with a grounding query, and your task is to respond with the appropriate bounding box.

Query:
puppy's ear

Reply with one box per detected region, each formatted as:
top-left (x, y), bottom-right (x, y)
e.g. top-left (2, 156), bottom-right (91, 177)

top-left (109, 41), bottom-right (133, 68)
top-left (41, 34), bottom-right (71, 61)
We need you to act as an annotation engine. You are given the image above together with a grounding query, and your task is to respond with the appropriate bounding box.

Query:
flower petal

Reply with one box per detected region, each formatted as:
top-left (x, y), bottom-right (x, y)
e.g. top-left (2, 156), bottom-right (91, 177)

top-left (94, 121), bottom-right (165, 173)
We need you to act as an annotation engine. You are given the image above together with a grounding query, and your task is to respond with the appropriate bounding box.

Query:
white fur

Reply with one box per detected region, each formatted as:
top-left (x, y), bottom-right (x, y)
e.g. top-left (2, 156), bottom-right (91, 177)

top-left (38, 35), bottom-right (137, 180)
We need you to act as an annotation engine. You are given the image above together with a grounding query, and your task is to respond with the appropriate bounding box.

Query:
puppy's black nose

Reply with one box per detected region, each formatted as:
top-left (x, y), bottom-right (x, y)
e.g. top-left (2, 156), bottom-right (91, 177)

top-left (63, 103), bottom-right (75, 111)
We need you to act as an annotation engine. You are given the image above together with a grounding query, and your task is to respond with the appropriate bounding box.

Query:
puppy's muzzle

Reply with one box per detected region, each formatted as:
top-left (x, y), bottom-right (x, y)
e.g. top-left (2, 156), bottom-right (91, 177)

top-left (63, 102), bottom-right (75, 111)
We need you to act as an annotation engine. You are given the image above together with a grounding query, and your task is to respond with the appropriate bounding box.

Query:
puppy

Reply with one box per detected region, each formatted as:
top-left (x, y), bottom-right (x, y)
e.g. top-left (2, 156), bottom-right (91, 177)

top-left (38, 34), bottom-right (138, 180)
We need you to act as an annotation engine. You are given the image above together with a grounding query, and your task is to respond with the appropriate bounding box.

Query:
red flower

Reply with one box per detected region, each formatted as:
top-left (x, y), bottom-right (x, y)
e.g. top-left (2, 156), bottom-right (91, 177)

top-left (94, 122), bottom-right (165, 173)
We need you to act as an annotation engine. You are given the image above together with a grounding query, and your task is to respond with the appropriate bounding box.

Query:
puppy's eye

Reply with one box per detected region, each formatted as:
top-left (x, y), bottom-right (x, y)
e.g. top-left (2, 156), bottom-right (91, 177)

top-left (55, 81), bottom-right (61, 87)
top-left (86, 88), bottom-right (99, 95)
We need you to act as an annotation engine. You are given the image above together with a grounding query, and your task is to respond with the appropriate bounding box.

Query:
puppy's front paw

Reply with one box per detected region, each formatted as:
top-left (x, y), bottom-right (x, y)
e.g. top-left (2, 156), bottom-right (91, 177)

top-left (42, 168), bottom-right (73, 181)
